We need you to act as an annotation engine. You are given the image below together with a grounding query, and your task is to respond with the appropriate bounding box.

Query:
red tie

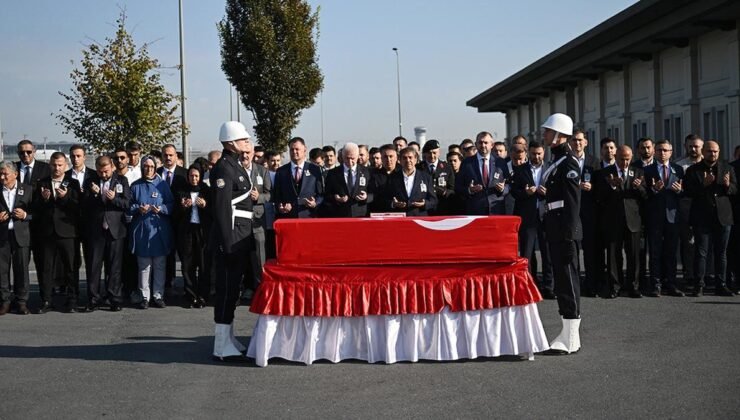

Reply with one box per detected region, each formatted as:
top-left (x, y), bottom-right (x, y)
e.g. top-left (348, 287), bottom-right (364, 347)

top-left (482, 158), bottom-right (489, 186)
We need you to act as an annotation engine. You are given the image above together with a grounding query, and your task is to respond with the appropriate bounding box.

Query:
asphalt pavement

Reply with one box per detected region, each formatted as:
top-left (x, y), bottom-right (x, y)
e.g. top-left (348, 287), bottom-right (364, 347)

top-left (1, 273), bottom-right (739, 419)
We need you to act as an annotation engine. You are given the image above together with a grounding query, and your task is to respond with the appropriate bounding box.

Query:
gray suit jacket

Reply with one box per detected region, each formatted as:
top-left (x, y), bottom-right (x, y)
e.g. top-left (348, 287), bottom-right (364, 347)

top-left (248, 164), bottom-right (272, 231)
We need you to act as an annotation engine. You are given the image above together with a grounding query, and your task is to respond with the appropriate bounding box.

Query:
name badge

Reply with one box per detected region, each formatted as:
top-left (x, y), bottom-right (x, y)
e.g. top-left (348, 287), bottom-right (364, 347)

top-left (17, 189), bottom-right (24, 196)
top-left (493, 172), bottom-right (500, 180)
top-left (257, 175), bottom-right (263, 185)
top-left (438, 177), bottom-right (446, 187)
top-left (628, 170), bottom-right (634, 177)
top-left (420, 182), bottom-right (427, 193)
top-left (304, 169), bottom-right (311, 177)
top-left (115, 184), bottom-right (123, 193)
top-left (359, 176), bottom-right (366, 187)
top-left (62, 180), bottom-right (69, 188)
top-left (670, 167), bottom-right (676, 174)
top-left (151, 191), bottom-right (158, 198)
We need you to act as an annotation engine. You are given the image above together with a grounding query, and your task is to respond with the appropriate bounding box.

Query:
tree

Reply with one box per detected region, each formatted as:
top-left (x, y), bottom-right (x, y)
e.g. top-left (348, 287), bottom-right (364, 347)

top-left (57, 11), bottom-right (183, 153)
top-left (219, 0), bottom-right (323, 152)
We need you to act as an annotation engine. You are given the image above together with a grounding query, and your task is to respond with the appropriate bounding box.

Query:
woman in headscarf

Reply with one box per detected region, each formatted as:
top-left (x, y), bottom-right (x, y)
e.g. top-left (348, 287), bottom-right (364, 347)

top-left (174, 164), bottom-right (211, 308)
top-left (129, 155), bottom-right (174, 309)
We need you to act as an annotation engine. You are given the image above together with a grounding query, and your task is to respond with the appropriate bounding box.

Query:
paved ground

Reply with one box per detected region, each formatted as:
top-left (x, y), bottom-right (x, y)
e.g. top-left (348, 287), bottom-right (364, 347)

top-left (1, 273), bottom-right (739, 419)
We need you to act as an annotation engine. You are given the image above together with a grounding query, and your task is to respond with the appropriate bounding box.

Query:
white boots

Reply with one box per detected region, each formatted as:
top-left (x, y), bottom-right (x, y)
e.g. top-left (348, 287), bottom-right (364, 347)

top-left (213, 323), bottom-right (248, 362)
top-left (548, 317), bottom-right (581, 354)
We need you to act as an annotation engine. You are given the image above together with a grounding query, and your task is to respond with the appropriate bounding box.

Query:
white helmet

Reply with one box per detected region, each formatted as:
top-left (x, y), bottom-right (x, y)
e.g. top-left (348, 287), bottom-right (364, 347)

top-left (541, 113), bottom-right (573, 136)
top-left (219, 121), bottom-right (251, 143)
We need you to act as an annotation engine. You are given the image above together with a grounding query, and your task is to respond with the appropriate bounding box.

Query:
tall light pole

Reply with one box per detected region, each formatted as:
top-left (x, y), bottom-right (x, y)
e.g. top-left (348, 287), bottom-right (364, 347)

top-left (392, 47), bottom-right (402, 137)
top-left (178, 0), bottom-right (189, 166)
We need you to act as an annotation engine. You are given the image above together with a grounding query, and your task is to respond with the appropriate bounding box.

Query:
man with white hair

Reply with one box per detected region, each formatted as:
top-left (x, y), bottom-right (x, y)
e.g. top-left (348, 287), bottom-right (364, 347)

top-left (324, 142), bottom-right (372, 217)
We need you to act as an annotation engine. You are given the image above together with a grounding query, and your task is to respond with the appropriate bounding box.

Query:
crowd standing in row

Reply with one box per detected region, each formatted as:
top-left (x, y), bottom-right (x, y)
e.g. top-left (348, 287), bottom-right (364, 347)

top-left (0, 123), bottom-right (738, 318)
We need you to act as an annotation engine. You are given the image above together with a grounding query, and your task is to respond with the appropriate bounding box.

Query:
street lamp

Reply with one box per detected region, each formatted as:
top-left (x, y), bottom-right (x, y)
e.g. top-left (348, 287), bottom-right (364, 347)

top-left (178, 0), bottom-right (189, 166)
top-left (392, 47), bottom-right (402, 137)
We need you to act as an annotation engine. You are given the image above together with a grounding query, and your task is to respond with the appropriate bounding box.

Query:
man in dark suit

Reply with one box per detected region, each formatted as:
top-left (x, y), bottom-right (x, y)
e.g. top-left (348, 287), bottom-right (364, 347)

top-left (239, 143), bottom-right (272, 297)
top-left (34, 152), bottom-right (81, 313)
top-left (510, 141), bottom-right (554, 299)
top-left (0, 162), bottom-right (33, 315)
top-left (595, 145), bottom-right (647, 298)
top-left (324, 142), bottom-right (372, 218)
top-left (368, 144), bottom-right (399, 213)
top-left (157, 144), bottom-right (187, 290)
top-left (455, 131), bottom-right (509, 215)
top-left (388, 147), bottom-right (437, 216)
top-left (273, 137), bottom-right (324, 219)
top-left (684, 140), bottom-right (737, 296)
top-left (420, 140), bottom-right (455, 215)
top-left (82, 156), bottom-right (131, 311)
top-left (729, 156), bottom-right (740, 293)
top-left (631, 137), bottom-right (655, 292)
top-left (568, 130), bottom-right (601, 297)
top-left (67, 144), bottom-right (98, 301)
top-left (15, 139), bottom-right (52, 302)
top-left (643, 140), bottom-right (686, 297)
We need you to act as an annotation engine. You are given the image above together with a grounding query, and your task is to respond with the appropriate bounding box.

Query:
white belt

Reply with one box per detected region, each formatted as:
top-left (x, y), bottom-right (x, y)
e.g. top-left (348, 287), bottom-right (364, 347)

top-left (546, 200), bottom-right (564, 211)
top-left (231, 192), bottom-right (252, 229)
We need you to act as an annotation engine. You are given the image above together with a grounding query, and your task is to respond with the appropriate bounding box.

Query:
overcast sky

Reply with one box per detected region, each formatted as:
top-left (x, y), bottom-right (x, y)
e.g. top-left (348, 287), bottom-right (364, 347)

top-left (0, 0), bottom-right (636, 153)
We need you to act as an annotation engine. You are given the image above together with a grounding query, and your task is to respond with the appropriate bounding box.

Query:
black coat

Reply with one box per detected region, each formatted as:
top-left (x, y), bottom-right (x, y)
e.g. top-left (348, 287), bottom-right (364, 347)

top-left (33, 175), bottom-right (80, 239)
top-left (157, 166), bottom-right (188, 196)
top-left (510, 162), bottom-right (548, 229)
top-left (454, 154), bottom-right (509, 215)
top-left (0, 183), bottom-right (33, 247)
top-left (594, 165), bottom-right (647, 237)
top-left (324, 165), bottom-right (372, 218)
top-left (272, 161), bottom-right (324, 219)
top-left (644, 161), bottom-right (684, 225)
top-left (684, 160), bottom-right (737, 227)
top-left (420, 160), bottom-right (455, 215)
top-left (368, 167), bottom-right (398, 213)
top-left (387, 170), bottom-right (437, 216)
top-left (16, 160), bottom-right (51, 191)
top-left (543, 143), bottom-right (582, 242)
top-left (81, 173), bottom-right (131, 240)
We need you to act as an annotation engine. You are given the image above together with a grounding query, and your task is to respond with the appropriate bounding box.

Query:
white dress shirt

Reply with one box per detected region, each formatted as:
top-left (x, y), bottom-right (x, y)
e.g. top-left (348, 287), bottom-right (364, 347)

top-left (3, 182), bottom-right (17, 230)
top-left (403, 170), bottom-right (416, 197)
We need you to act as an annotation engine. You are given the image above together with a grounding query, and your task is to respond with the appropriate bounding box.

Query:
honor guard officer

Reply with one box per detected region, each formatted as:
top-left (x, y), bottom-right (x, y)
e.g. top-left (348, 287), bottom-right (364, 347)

top-left (210, 121), bottom-right (255, 362)
top-left (540, 113), bottom-right (583, 354)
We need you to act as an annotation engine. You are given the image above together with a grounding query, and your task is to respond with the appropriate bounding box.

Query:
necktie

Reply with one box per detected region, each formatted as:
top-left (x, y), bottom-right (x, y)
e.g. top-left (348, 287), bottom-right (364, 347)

top-left (23, 166), bottom-right (32, 185)
top-left (101, 181), bottom-right (109, 229)
top-left (294, 166), bottom-right (301, 184)
top-left (429, 164), bottom-right (435, 174)
top-left (663, 165), bottom-right (669, 184)
top-left (167, 170), bottom-right (173, 185)
top-left (347, 168), bottom-right (354, 193)
top-left (482, 159), bottom-right (489, 186)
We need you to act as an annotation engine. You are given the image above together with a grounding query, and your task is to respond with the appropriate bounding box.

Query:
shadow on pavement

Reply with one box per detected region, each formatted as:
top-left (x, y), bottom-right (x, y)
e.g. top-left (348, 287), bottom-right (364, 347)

top-left (0, 336), bottom-right (259, 367)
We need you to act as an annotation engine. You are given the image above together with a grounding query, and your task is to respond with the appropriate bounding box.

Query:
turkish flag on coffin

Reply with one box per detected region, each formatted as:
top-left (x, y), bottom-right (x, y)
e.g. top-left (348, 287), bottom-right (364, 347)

top-left (274, 216), bottom-right (521, 266)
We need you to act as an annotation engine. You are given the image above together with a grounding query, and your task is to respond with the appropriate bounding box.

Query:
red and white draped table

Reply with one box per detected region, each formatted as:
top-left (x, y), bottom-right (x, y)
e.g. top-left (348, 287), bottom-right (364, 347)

top-left (247, 216), bottom-right (549, 366)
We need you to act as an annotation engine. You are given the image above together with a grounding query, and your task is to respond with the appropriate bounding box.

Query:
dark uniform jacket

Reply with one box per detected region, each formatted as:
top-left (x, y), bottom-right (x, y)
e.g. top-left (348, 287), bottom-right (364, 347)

top-left (273, 161), bottom-right (324, 219)
top-left (684, 160), bottom-right (737, 227)
top-left (543, 143), bottom-right (582, 242)
top-left (595, 165), bottom-right (647, 237)
top-left (644, 161), bottom-right (684, 225)
top-left (324, 164), bottom-right (372, 218)
top-left (573, 154), bottom-right (600, 223)
top-left (246, 163), bottom-right (271, 231)
top-left (33, 175), bottom-right (80, 239)
top-left (368, 167), bottom-right (398, 213)
top-left (208, 149), bottom-right (254, 254)
top-left (455, 154), bottom-right (509, 215)
top-left (421, 160), bottom-right (455, 215)
top-left (81, 173), bottom-right (131, 240)
top-left (0, 183), bottom-right (33, 247)
top-left (387, 169), bottom-right (437, 216)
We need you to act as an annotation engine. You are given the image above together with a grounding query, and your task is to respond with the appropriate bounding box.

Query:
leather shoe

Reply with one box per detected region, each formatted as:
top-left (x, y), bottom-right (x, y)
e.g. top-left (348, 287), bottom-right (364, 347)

top-left (715, 286), bottom-right (735, 297)
top-left (602, 292), bottom-right (618, 299)
top-left (63, 302), bottom-right (78, 313)
top-left (138, 300), bottom-right (149, 310)
top-left (110, 303), bottom-right (123, 312)
top-left (152, 298), bottom-right (166, 308)
top-left (691, 287), bottom-right (703, 297)
top-left (645, 289), bottom-right (661, 298)
top-left (629, 290), bottom-right (643, 298)
top-left (85, 303), bottom-right (98, 312)
top-left (16, 303), bottom-right (30, 315)
top-left (0, 303), bottom-right (10, 315)
top-left (38, 302), bottom-right (53, 314)
top-left (664, 287), bottom-right (685, 297)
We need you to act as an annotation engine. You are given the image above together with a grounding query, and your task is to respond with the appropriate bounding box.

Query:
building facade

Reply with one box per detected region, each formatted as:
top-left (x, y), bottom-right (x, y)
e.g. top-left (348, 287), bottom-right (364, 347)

top-left (468, 0), bottom-right (740, 159)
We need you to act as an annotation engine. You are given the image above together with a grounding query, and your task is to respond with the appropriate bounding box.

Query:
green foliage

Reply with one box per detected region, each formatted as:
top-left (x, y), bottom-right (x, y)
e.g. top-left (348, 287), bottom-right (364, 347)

top-left (219, 0), bottom-right (323, 152)
top-left (56, 10), bottom-right (184, 154)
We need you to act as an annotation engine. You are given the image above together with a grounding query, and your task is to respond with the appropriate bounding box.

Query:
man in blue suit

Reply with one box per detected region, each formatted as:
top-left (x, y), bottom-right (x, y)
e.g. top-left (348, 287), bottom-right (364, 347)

top-left (644, 140), bottom-right (686, 297)
top-left (454, 131), bottom-right (509, 215)
top-left (273, 137), bottom-right (324, 219)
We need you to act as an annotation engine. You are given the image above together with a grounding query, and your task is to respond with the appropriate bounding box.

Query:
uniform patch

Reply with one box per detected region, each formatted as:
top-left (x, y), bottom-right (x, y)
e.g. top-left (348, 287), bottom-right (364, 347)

top-left (216, 178), bottom-right (225, 188)
top-left (567, 170), bottom-right (579, 179)
top-left (239, 176), bottom-right (245, 182)
top-left (438, 177), bottom-right (446, 187)
top-left (17, 189), bottom-right (24, 196)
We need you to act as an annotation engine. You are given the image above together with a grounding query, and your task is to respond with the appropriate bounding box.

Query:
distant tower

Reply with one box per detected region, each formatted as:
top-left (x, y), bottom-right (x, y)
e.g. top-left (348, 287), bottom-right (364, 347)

top-left (414, 126), bottom-right (427, 148)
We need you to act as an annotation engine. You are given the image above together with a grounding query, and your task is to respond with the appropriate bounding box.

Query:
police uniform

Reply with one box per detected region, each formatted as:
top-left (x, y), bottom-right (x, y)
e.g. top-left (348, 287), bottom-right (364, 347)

top-left (209, 148), bottom-right (254, 326)
top-left (543, 142), bottom-right (582, 320)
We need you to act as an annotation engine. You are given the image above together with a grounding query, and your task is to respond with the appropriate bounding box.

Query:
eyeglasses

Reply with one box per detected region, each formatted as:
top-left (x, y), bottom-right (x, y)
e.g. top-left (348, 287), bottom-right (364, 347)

top-left (114, 156), bottom-right (128, 161)
top-left (656, 149), bottom-right (672, 152)
top-left (18, 151), bottom-right (33, 155)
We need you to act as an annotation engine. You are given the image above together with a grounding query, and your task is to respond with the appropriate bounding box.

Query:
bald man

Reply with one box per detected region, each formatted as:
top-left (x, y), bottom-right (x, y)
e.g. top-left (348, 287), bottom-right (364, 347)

top-left (323, 142), bottom-right (372, 217)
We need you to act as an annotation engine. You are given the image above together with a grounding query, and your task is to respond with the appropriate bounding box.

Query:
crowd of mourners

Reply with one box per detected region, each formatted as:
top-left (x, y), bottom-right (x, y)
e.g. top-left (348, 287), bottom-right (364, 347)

top-left (0, 129), bottom-right (737, 316)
